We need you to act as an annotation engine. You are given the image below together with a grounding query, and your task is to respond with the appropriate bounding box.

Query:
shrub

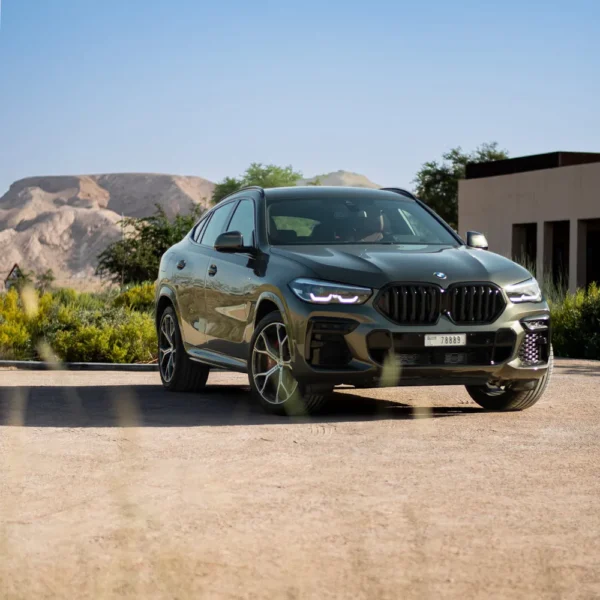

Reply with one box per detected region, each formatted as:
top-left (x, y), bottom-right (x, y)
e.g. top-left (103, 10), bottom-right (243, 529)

top-left (0, 283), bottom-right (157, 363)
top-left (113, 282), bottom-right (156, 312)
top-left (0, 289), bottom-right (32, 359)
top-left (551, 283), bottom-right (600, 359)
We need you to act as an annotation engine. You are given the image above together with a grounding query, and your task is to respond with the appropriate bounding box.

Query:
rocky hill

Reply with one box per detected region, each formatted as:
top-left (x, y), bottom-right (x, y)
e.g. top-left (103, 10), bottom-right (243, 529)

top-left (299, 170), bottom-right (380, 188)
top-left (0, 170), bottom-right (380, 289)
top-left (0, 173), bottom-right (215, 289)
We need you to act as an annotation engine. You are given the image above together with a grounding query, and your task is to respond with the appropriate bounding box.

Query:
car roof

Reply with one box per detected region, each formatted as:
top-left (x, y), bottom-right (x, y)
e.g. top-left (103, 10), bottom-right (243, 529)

top-left (263, 186), bottom-right (416, 201)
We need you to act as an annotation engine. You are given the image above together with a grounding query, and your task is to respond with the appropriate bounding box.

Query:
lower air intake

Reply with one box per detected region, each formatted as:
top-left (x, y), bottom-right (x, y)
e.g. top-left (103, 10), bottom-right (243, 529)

top-left (518, 332), bottom-right (548, 366)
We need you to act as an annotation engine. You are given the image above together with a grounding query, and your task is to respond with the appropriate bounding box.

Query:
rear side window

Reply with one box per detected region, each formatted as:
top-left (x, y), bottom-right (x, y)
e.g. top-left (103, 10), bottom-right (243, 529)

top-left (200, 202), bottom-right (236, 247)
top-left (192, 217), bottom-right (209, 243)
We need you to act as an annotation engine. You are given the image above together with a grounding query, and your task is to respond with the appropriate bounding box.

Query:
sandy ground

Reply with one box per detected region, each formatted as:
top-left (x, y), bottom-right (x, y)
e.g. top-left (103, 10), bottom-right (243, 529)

top-left (0, 359), bottom-right (599, 599)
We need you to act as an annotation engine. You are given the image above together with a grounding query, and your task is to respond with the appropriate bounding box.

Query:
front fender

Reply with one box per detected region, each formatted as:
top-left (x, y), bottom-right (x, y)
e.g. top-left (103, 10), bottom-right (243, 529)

top-left (252, 291), bottom-right (290, 333)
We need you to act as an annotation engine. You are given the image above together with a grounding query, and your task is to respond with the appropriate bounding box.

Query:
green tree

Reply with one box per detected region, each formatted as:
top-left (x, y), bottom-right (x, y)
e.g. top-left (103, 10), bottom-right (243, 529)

top-left (211, 176), bottom-right (244, 205)
top-left (211, 163), bottom-right (303, 204)
top-left (36, 269), bottom-right (56, 293)
top-left (413, 142), bottom-right (508, 230)
top-left (96, 204), bottom-right (204, 285)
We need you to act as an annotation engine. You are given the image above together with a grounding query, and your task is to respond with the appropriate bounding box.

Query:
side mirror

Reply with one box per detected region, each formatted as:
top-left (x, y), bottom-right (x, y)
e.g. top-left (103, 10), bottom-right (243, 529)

top-left (466, 231), bottom-right (489, 250)
top-left (215, 231), bottom-right (253, 253)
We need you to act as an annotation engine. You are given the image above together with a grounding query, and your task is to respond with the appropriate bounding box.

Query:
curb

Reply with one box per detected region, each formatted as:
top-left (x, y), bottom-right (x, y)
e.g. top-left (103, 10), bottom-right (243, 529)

top-left (0, 361), bottom-right (159, 372)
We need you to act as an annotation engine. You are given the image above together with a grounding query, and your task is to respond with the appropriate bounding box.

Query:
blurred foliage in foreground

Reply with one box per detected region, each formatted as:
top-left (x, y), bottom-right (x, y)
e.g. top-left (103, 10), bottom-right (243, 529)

top-left (0, 283), bottom-right (157, 363)
top-left (1, 277), bottom-right (599, 363)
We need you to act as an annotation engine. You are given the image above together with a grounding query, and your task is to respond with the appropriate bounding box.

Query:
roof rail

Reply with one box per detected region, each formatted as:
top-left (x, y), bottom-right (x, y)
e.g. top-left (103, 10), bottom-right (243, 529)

top-left (379, 187), bottom-right (418, 200)
top-left (237, 186), bottom-right (265, 195)
top-left (217, 185), bottom-right (265, 204)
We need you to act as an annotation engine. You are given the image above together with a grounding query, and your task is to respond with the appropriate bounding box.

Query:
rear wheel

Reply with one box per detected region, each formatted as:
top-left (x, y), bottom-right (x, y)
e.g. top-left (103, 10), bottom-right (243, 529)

top-left (159, 306), bottom-right (209, 392)
top-left (466, 346), bottom-right (554, 411)
top-left (249, 311), bottom-right (330, 415)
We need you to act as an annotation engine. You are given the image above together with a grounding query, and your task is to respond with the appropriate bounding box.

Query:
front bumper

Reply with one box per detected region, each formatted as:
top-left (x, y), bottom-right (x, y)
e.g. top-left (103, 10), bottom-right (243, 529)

top-left (285, 295), bottom-right (551, 390)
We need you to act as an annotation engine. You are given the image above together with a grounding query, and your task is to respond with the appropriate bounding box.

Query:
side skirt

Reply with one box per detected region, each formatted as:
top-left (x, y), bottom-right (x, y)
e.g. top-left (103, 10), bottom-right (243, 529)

top-left (186, 348), bottom-right (248, 373)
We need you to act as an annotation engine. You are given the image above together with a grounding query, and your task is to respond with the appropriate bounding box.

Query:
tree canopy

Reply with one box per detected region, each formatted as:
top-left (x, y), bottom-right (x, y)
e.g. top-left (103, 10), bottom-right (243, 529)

top-left (96, 205), bottom-right (203, 285)
top-left (211, 163), bottom-right (302, 204)
top-left (412, 142), bottom-right (508, 230)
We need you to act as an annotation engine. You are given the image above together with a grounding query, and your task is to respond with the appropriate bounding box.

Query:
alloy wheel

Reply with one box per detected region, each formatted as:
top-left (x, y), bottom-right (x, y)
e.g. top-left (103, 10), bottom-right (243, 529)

top-left (252, 322), bottom-right (298, 405)
top-left (159, 313), bottom-right (177, 383)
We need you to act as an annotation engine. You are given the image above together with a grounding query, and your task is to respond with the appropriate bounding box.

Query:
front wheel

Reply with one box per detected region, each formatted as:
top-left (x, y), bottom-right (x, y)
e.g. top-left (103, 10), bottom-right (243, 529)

top-left (249, 311), bottom-right (330, 415)
top-left (465, 346), bottom-right (554, 411)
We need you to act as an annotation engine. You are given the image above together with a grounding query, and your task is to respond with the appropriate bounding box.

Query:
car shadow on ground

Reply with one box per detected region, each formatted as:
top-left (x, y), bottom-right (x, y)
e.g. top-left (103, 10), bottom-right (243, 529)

top-left (558, 364), bottom-right (600, 377)
top-left (0, 384), bottom-right (483, 427)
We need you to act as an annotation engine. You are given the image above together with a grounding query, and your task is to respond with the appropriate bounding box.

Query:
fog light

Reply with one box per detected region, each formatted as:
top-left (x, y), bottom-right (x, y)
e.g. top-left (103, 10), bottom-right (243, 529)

top-left (521, 316), bottom-right (550, 331)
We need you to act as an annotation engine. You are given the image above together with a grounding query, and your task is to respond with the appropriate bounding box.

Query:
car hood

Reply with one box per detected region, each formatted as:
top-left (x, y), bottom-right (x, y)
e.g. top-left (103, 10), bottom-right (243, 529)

top-left (270, 244), bottom-right (531, 290)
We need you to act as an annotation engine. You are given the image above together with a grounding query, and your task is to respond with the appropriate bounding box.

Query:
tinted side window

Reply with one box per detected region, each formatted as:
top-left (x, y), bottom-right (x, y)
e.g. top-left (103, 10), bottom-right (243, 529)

top-left (192, 217), bottom-right (209, 243)
top-left (226, 199), bottom-right (255, 246)
top-left (200, 203), bottom-right (236, 247)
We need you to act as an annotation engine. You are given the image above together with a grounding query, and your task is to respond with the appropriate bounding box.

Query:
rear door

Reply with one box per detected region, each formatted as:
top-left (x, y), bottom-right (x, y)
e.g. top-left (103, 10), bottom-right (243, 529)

top-left (176, 202), bottom-right (236, 349)
top-left (202, 198), bottom-right (261, 360)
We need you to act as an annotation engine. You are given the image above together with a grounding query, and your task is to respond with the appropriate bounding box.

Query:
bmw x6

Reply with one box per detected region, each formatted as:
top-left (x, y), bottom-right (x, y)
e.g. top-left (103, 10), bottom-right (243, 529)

top-left (155, 186), bottom-right (552, 415)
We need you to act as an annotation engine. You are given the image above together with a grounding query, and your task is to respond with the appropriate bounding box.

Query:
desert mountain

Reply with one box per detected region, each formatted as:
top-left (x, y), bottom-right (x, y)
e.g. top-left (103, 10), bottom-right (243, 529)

top-left (0, 170), bottom-right (380, 289)
top-left (299, 170), bottom-right (380, 188)
top-left (0, 174), bottom-right (215, 289)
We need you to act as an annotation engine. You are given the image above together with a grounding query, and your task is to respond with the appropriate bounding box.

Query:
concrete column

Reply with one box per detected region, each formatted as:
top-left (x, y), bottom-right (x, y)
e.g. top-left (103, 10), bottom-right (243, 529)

top-left (536, 221), bottom-right (545, 279)
top-left (569, 219), bottom-right (579, 294)
top-left (576, 220), bottom-right (587, 292)
top-left (543, 222), bottom-right (553, 278)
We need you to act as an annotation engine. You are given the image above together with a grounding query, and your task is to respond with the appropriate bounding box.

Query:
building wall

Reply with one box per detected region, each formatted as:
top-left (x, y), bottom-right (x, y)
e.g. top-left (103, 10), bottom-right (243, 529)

top-left (458, 162), bottom-right (600, 293)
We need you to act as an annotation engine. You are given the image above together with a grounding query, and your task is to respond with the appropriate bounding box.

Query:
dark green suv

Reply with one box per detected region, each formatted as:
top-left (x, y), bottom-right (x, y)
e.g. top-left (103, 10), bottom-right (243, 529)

top-left (155, 186), bottom-right (552, 415)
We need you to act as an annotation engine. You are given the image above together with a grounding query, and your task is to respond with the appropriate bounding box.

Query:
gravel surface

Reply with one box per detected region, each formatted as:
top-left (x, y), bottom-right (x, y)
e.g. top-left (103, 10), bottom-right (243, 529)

top-left (1, 359), bottom-right (599, 599)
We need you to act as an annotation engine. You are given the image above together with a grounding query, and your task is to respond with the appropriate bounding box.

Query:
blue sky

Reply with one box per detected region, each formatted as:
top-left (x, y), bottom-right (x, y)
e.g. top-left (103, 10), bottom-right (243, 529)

top-left (0, 0), bottom-right (598, 194)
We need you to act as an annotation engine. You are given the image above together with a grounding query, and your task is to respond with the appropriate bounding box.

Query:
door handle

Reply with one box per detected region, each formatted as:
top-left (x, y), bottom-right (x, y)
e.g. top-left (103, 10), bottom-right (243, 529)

top-left (176, 259), bottom-right (186, 270)
top-left (208, 264), bottom-right (217, 277)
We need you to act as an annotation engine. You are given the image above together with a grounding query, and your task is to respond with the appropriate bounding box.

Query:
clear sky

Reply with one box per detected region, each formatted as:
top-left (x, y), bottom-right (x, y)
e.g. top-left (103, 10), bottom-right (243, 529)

top-left (0, 0), bottom-right (598, 195)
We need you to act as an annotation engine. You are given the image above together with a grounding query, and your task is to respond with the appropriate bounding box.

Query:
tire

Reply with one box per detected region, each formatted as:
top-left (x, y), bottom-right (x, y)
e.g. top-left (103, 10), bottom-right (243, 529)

top-left (248, 311), bottom-right (330, 416)
top-left (466, 346), bottom-right (554, 411)
top-left (158, 306), bottom-right (209, 392)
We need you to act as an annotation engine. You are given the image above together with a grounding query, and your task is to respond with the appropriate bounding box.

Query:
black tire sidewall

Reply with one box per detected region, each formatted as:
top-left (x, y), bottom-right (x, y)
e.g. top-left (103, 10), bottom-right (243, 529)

top-left (158, 306), bottom-right (183, 390)
top-left (466, 346), bottom-right (554, 411)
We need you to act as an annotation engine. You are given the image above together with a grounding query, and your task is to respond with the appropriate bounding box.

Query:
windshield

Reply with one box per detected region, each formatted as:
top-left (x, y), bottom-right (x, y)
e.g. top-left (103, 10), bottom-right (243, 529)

top-left (267, 196), bottom-right (458, 246)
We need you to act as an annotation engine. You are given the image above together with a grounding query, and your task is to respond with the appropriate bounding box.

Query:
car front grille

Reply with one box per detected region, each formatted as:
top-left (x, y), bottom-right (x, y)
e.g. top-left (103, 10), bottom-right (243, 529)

top-left (376, 283), bottom-right (506, 326)
top-left (448, 284), bottom-right (505, 325)
top-left (376, 285), bottom-right (442, 325)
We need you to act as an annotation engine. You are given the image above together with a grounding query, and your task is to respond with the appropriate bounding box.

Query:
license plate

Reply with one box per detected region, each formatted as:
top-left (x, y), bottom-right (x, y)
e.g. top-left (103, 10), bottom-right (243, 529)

top-left (424, 334), bottom-right (466, 347)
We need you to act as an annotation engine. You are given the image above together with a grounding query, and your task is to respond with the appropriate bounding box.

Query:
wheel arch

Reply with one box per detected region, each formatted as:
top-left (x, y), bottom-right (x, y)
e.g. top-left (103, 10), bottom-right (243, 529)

top-left (155, 285), bottom-right (180, 331)
top-left (253, 292), bottom-right (288, 331)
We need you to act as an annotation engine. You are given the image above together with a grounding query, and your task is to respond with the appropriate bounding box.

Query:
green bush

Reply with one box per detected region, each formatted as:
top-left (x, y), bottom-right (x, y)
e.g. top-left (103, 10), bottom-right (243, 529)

top-left (551, 283), bottom-right (600, 359)
top-left (0, 284), bottom-right (157, 363)
top-left (113, 282), bottom-right (156, 312)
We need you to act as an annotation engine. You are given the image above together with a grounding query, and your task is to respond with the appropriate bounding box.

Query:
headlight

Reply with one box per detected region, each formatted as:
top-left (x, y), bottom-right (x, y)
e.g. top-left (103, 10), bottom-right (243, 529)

top-left (505, 278), bottom-right (542, 303)
top-left (289, 278), bottom-right (372, 305)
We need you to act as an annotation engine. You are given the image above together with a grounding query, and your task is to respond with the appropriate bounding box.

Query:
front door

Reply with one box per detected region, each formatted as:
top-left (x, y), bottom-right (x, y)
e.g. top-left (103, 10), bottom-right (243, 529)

top-left (202, 198), bottom-right (261, 361)
top-left (177, 201), bottom-right (236, 348)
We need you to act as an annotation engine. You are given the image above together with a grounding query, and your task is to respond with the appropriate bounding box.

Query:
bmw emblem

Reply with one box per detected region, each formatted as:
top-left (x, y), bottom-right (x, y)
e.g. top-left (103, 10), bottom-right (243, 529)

top-left (434, 272), bottom-right (447, 280)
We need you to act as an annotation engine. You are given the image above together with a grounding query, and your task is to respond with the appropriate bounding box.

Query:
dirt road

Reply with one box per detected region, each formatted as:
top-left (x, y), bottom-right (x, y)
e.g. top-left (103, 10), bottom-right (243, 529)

top-left (1, 360), bottom-right (599, 599)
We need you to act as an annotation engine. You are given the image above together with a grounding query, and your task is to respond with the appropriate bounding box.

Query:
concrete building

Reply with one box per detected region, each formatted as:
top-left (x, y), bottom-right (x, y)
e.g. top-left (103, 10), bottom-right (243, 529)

top-left (458, 152), bottom-right (600, 293)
